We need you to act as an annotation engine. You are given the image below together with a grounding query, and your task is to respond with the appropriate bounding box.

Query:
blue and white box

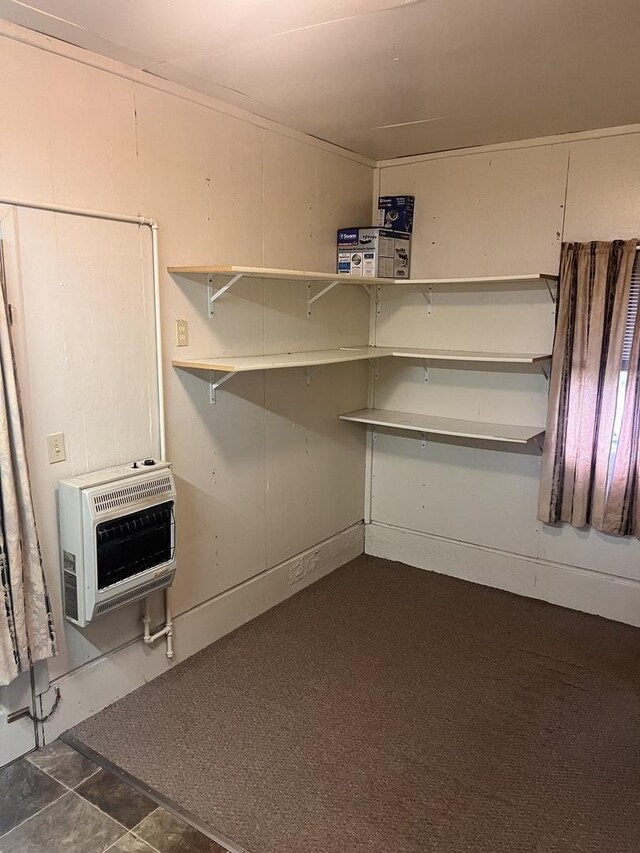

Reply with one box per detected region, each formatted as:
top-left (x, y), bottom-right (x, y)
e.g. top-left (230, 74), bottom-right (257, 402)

top-left (377, 195), bottom-right (415, 233)
top-left (337, 227), bottom-right (411, 278)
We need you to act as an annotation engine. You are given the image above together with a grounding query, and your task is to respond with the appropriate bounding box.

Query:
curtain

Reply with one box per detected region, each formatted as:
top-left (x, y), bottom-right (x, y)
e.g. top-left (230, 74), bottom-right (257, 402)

top-left (0, 243), bottom-right (56, 685)
top-left (538, 239), bottom-right (639, 535)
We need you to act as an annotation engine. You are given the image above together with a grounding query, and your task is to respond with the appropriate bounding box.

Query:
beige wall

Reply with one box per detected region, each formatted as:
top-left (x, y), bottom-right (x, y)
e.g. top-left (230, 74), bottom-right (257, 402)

top-left (370, 130), bottom-right (640, 620)
top-left (0, 31), bottom-right (373, 757)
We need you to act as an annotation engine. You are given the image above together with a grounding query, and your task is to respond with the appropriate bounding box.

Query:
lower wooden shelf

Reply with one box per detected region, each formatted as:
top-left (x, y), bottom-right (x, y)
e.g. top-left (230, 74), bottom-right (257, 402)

top-left (339, 408), bottom-right (545, 445)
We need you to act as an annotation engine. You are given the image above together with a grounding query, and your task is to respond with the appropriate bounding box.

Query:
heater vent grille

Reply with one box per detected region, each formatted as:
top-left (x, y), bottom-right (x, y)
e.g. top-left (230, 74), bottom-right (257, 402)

top-left (93, 476), bottom-right (173, 514)
top-left (93, 573), bottom-right (172, 617)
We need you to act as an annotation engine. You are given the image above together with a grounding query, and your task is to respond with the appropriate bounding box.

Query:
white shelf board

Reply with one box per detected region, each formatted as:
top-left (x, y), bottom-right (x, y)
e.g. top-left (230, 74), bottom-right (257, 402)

top-left (339, 408), bottom-right (544, 444)
top-left (172, 346), bottom-right (395, 374)
top-left (168, 266), bottom-right (558, 288)
top-left (390, 347), bottom-right (551, 364)
top-left (167, 265), bottom-right (391, 286)
top-left (397, 273), bottom-right (558, 286)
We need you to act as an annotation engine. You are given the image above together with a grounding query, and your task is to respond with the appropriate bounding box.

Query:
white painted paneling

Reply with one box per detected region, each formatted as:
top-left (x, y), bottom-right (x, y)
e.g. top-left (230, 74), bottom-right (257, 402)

top-left (0, 33), bottom-right (373, 721)
top-left (167, 373), bottom-right (267, 615)
top-left (373, 130), bottom-right (640, 607)
top-left (375, 359), bottom-right (548, 426)
top-left (563, 133), bottom-right (640, 241)
top-left (370, 433), bottom-right (541, 557)
top-left (379, 145), bottom-right (568, 279)
top-left (7, 210), bottom-right (160, 681)
top-left (265, 362), bottom-right (368, 566)
top-left (262, 133), bottom-right (371, 352)
top-left (539, 524), bottom-right (640, 583)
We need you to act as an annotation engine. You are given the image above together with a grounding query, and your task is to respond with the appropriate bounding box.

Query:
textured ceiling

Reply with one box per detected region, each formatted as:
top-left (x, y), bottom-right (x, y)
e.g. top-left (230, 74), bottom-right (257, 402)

top-left (1, 0), bottom-right (640, 159)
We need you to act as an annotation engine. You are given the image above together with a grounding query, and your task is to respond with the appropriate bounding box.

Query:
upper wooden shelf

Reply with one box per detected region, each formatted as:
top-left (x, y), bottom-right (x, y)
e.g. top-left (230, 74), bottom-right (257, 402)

top-left (390, 347), bottom-right (551, 364)
top-left (168, 265), bottom-right (392, 286)
top-left (168, 266), bottom-right (557, 288)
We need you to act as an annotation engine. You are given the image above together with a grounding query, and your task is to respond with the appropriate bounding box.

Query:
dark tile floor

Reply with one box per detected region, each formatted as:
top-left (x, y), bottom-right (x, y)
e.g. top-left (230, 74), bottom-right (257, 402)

top-left (0, 740), bottom-right (228, 853)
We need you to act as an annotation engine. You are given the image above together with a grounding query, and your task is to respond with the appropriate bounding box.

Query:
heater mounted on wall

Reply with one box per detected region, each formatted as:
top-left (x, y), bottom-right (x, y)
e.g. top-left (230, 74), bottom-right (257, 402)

top-left (59, 460), bottom-right (177, 627)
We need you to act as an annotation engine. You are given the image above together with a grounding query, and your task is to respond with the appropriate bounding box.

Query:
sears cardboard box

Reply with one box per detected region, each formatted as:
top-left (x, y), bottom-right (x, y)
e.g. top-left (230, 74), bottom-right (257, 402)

top-left (377, 195), bottom-right (415, 232)
top-left (337, 227), bottom-right (411, 278)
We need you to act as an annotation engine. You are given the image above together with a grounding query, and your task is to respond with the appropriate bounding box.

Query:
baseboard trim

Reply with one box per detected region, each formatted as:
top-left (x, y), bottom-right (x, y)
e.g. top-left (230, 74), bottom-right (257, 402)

top-left (45, 523), bottom-right (364, 741)
top-left (365, 522), bottom-right (640, 627)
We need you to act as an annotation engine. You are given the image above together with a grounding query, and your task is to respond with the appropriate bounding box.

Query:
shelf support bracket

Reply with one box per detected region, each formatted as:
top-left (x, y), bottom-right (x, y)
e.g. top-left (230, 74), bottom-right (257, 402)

top-left (209, 370), bottom-right (234, 404)
top-left (307, 280), bottom-right (341, 316)
top-left (534, 434), bottom-right (545, 455)
top-left (424, 360), bottom-right (429, 383)
top-left (368, 358), bottom-right (380, 380)
top-left (544, 278), bottom-right (557, 304)
top-left (207, 273), bottom-right (244, 318)
top-left (305, 365), bottom-right (322, 388)
top-left (541, 361), bottom-right (551, 381)
top-left (360, 283), bottom-right (382, 315)
top-left (418, 285), bottom-right (433, 316)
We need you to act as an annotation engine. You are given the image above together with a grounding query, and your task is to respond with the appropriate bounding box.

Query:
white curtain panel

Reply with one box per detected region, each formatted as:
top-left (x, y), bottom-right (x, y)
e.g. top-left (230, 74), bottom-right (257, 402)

top-left (0, 246), bottom-right (56, 685)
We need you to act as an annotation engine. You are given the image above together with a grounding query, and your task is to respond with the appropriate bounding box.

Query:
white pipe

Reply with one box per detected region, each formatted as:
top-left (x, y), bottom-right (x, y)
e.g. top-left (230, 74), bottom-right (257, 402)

top-left (147, 222), bottom-right (174, 660)
top-left (150, 222), bottom-right (166, 460)
top-left (0, 194), bottom-right (174, 658)
top-left (0, 195), bottom-right (154, 226)
top-left (142, 592), bottom-right (173, 659)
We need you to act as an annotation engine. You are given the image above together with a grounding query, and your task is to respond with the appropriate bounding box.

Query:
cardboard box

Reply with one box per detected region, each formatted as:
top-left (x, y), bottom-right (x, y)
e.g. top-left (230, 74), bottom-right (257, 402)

top-left (337, 227), bottom-right (411, 279)
top-left (377, 195), bottom-right (415, 233)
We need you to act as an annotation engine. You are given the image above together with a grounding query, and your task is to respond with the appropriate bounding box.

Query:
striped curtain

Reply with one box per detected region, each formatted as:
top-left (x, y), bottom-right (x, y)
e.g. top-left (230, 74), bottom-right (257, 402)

top-left (0, 243), bottom-right (56, 685)
top-left (538, 239), bottom-right (639, 535)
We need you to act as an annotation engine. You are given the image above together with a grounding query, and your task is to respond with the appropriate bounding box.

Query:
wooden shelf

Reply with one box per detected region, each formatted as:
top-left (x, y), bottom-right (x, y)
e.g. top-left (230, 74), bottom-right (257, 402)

top-left (168, 266), bottom-right (557, 287)
top-left (390, 347), bottom-right (551, 364)
top-left (172, 346), bottom-right (394, 374)
top-left (339, 408), bottom-right (544, 444)
top-left (397, 273), bottom-right (558, 287)
top-left (168, 265), bottom-right (392, 286)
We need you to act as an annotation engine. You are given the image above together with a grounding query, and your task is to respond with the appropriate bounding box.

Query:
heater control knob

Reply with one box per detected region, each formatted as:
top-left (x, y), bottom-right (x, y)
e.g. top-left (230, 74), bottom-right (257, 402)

top-left (143, 458), bottom-right (156, 466)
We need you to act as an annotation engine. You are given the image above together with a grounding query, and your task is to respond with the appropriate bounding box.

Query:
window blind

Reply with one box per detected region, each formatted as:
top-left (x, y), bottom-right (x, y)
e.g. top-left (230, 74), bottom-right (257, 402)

top-left (622, 251), bottom-right (640, 368)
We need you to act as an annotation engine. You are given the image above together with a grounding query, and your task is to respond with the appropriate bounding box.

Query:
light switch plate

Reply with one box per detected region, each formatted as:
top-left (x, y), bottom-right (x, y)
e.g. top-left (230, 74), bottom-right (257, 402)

top-left (46, 432), bottom-right (66, 464)
top-left (176, 319), bottom-right (189, 347)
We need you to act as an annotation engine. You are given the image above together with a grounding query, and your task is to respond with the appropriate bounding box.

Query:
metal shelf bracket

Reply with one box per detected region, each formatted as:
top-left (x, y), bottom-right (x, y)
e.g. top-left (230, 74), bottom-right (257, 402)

top-left (544, 278), bottom-right (557, 304)
top-left (368, 358), bottom-right (380, 380)
top-left (307, 280), bottom-right (341, 316)
top-left (305, 365), bottom-right (322, 387)
top-left (207, 273), bottom-right (244, 318)
top-left (209, 370), bottom-right (234, 404)
top-left (359, 283), bottom-right (382, 316)
top-left (541, 360), bottom-right (551, 381)
top-left (419, 285), bottom-right (433, 315)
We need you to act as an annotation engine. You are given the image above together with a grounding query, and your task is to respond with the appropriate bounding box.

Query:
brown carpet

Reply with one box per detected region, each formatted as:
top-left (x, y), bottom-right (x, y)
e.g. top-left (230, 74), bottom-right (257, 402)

top-left (69, 555), bottom-right (640, 853)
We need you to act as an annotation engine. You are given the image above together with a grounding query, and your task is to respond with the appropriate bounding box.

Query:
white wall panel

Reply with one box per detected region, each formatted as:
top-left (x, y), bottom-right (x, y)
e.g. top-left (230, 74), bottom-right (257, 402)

top-left (0, 35), bottom-right (373, 700)
top-left (379, 145), bottom-right (568, 279)
top-left (374, 132), bottom-right (640, 601)
top-left (265, 361), bottom-right (368, 567)
top-left (563, 133), bottom-right (640, 241)
top-left (9, 210), bottom-right (159, 680)
top-left (370, 432), bottom-right (541, 557)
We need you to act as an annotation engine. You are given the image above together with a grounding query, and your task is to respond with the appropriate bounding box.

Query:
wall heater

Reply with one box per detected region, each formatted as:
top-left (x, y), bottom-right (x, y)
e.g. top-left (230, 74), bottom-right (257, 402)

top-left (59, 460), bottom-right (177, 627)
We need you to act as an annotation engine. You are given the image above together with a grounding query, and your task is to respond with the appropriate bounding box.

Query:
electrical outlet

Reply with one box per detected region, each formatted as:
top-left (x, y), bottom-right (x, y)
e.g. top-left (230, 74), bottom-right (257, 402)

top-left (175, 319), bottom-right (189, 347)
top-left (46, 432), bottom-right (66, 464)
